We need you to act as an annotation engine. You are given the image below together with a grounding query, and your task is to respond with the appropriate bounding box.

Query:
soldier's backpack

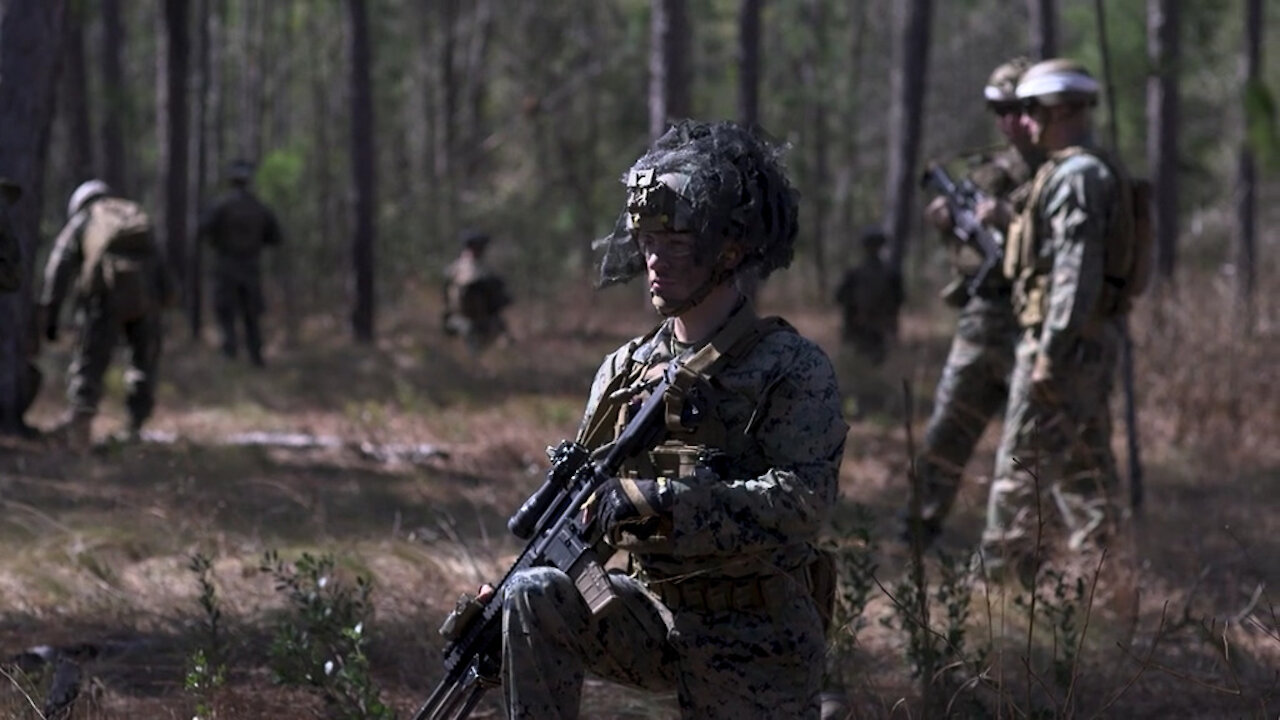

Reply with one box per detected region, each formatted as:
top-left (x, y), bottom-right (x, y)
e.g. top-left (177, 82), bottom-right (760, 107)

top-left (79, 197), bottom-right (160, 322)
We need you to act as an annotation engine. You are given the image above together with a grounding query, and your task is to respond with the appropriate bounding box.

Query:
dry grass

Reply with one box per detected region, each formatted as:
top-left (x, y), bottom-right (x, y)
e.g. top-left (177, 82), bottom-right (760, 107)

top-left (1, 268), bottom-right (1277, 718)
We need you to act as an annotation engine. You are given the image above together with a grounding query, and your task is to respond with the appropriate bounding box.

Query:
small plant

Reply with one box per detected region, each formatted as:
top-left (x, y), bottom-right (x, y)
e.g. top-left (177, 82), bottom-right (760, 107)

top-left (823, 506), bottom-right (880, 692)
top-left (185, 553), bottom-right (227, 720)
top-left (1014, 567), bottom-right (1088, 689)
top-left (261, 550), bottom-right (394, 720)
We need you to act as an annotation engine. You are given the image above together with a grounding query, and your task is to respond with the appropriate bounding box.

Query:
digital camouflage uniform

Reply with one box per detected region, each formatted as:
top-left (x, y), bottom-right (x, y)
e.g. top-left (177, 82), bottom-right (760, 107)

top-left (502, 303), bottom-right (847, 719)
top-left (500, 120), bottom-right (847, 720)
top-left (198, 186), bottom-right (282, 365)
top-left (914, 147), bottom-right (1036, 531)
top-left (41, 191), bottom-right (166, 435)
top-left (981, 144), bottom-right (1128, 569)
top-left (833, 233), bottom-right (903, 366)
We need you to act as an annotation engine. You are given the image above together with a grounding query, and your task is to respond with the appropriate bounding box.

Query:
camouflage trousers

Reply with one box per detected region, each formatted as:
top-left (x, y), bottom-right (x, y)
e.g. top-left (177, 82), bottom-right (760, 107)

top-left (916, 297), bottom-right (1018, 525)
top-left (67, 298), bottom-right (162, 427)
top-left (981, 322), bottom-right (1121, 569)
top-left (502, 566), bottom-right (824, 719)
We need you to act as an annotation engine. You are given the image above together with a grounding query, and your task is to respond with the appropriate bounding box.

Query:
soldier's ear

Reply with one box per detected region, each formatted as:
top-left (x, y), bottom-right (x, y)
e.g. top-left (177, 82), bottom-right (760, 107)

top-left (719, 242), bottom-right (743, 269)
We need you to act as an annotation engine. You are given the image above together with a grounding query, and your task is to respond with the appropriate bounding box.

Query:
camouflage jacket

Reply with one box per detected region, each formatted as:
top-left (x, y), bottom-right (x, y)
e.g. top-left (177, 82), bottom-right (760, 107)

top-left (199, 188), bottom-right (282, 262)
top-left (1010, 144), bottom-right (1125, 365)
top-left (40, 211), bottom-right (91, 309)
top-left (944, 145), bottom-right (1041, 292)
top-left (576, 303), bottom-right (848, 583)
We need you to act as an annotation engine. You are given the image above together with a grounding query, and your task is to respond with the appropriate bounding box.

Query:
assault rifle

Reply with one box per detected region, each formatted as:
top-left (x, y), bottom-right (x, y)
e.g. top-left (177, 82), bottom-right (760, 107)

top-left (921, 162), bottom-right (1003, 295)
top-left (412, 362), bottom-right (681, 720)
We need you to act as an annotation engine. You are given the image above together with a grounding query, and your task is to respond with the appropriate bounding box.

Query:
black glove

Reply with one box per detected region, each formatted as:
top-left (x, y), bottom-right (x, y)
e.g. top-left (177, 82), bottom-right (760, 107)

top-left (594, 478), bottom-right (673, 535)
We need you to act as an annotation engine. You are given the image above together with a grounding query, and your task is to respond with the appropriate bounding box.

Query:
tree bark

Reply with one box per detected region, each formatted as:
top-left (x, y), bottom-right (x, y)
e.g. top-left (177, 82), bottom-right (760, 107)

top-left (191, 0), bottom-right (212, 338)
top-left (347, 0), bottom-right (376, 342)
top-left (99, 0), bottom-right (127, 191)
top-left (1146, 0), bottom-right (1179, 284)
top-left (883, 0), bottom-right (933, 270)
top-left (1027, 0), bottom-right (1057, 60)
top-left (1236, 0), bottom-right (1261, 328)
top-left (736, 0), bottom-right (761, 128)
top-left (62, 2), bottom-right (94, 180)
top-left (649, 0), bottom-right (691, 141)
top-left (158, 0), bottom-right (190, 297)
top-left (803, 0), bottom-right (830, 297)
top-left (0, 0), bottom-right (66, 433)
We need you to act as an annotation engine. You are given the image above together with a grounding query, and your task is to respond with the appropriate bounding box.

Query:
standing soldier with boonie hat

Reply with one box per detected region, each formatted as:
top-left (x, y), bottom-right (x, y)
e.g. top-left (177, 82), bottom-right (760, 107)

top-left (978, 58), bottom-right (1137, 582)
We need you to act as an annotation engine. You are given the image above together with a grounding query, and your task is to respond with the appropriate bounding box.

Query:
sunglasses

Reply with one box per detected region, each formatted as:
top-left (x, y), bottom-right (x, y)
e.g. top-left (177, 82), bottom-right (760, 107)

top-left (988, 102), bottom-right (1022, 117)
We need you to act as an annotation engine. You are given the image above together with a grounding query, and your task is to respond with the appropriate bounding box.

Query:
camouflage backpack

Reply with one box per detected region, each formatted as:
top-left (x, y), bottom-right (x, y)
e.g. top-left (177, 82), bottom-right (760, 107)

top-left (79, 197), bottom-right (160, 321)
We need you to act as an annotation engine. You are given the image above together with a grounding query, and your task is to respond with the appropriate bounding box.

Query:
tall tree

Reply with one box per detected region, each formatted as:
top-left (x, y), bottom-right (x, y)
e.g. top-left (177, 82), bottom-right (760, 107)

top-left (883, 0), bottom-right (933, 270)
top-left (802, 0), bottom-right (830, 297)
top-left (649, 0), bottom-right (691, 140)
top-left (1235, 0), bottom-right (1262, 328)
top-left (62, 1), bottom-right (94, 180)
top-left (434, 0), bottom-right (459, 243)
top-left (99, 0), bottom-right (127, 191)
top-left (190, 0), bottom-right (213, 337)
top-left (348, 0), bottom-right (376, 342)
top-left (158, 0), bottom-right (190, 297)
top-left (1146, 0), bottom-right (1180, 285)
top-left (737, 0), bottom-right (761, 128)
top-left (1027, 0), bottom-right (1057, 59)
top-left (0, 0), bottom-right (66, 433)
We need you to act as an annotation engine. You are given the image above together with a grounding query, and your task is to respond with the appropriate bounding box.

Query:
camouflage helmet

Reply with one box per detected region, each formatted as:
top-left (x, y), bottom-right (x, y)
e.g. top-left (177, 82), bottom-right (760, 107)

top-left (67, 179), bottom-right (110, 219)
top-left (595, 120), bottom-right (798, 288)
top-left (1016, 58), bottom-right (1099, 107)
top-left (984, 57), bottom-right (1032, 103)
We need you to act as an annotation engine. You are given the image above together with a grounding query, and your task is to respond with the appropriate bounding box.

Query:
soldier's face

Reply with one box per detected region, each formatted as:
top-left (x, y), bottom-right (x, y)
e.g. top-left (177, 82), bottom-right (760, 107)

top-left (640, 231), bottom-right (712, 305)
top-left (992, 103), bottom-right (1031, 146)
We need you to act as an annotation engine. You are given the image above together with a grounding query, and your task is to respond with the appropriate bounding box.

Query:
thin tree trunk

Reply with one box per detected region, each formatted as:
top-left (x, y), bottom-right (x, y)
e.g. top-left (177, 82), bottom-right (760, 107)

top-left (191, 0), bottom-right (212, 338)
top-left (435, 0), bottom-right (459, 242)
top-left (1027, 0), bottom-right (1057, 60)
top-left (1147, 0), bottom-right (1179, 285)
top-left (347, 0), bottom-right (376, 342)
top-left (803, 0), bottom-right (830, 298)
top-left (883, 0), bottom-right (933, 270)
top-left (158, 0), bottom-right (190, 296)
top-left (1236, 0), bottom-right (1261, 330)
top-left (100, 0), bottom-right (127, 191)
top-left (0, 0), bottom-right (66, 433)
top-left (63, 3), bottom-right (94, 180)
top-left (649, 0), bottom-right (691, 141)
top-left (737, 0), bottom-right (761, 128)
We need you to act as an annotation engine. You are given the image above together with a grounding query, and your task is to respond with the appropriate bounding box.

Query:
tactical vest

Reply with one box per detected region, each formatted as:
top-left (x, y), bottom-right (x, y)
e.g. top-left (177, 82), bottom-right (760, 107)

top-left (577, 309), bottom-right (796, 483)
top-left (1003, 145), bottom-right (1138, 327)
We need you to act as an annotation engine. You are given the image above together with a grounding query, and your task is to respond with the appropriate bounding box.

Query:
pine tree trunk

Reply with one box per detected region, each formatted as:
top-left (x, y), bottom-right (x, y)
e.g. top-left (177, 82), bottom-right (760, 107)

top-left (1146, 0), bottom-right (1180, 285)
top-left (1027, 0), bottom-right (1057, 59)
top-left (0, 0), bottom-right (66, 433)
top-left (347, 0), bottom-right (376, 342)
top-left (63, 3), bottom-right (94, 180)
top-left (737, 0), bottom-right (761, 128)
top-left (100, 0), bottom-right (127, 191)
top-left (158, 0), bottom-right (190, 296)
top-left (1236, 0), bottom-right (1261, 330)
top-left (883, 0), bottom-right (932, 271)
top-left (649, 0), bottom-right (691, 141)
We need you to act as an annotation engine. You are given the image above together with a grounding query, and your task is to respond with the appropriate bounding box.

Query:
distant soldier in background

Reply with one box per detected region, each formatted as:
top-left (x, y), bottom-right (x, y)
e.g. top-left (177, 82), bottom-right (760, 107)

top-left (833, 227), bottom-right (904, 366)
top-left (904, 57), bottom-right (1043, 545)
top-left (198, 160), bottom-right (282, 367)
top-left (980, 59), bottom-right (1139, 582)
top-left (441, 230), bottom-right (511, 354)
top-left (39, 180), bottom-right (170, 448)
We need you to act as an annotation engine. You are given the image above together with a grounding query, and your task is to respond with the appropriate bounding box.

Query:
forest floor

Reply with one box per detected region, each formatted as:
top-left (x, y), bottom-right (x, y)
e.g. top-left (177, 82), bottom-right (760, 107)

top-left (1, 277), bottom-right (1277, 719)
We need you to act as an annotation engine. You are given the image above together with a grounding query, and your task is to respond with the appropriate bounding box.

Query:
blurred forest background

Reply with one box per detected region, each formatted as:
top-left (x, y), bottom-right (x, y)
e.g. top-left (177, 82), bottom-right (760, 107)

top-left (0, 1), bottom-right (1279, 718)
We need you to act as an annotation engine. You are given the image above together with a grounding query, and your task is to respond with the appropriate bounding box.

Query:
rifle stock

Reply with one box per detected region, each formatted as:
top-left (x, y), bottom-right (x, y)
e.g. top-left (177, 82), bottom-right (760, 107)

top-left (412, 363), bottom-right (679, 720)
top-left (920, 163), bottom-right (1003, 295)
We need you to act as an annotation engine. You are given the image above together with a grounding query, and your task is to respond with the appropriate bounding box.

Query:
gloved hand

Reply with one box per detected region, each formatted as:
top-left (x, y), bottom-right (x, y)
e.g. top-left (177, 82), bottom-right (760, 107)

top-left (592, 477), bottom-right (674, 535)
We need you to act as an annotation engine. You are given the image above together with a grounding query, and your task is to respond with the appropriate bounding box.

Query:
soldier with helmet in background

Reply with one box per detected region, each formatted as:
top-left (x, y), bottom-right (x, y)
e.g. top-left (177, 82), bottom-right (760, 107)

top-left (903, 57), bottom-right (1044, 545)
top-left (978, 58), bottom-right (1137, 582)
top-left (198, 159), bottom-right (282, 367)
top-left (487, 120), bottom-right (847, 718)
top-left (38, 180), bottom-right (170, 447)
top-left (441, 230), bottom-right (511, 354)
top-left (833, 227), bottom-right (904, 367)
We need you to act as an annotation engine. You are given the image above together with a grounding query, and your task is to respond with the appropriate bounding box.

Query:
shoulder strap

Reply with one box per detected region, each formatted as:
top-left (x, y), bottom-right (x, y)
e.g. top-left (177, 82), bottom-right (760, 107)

top-left (663, 313), bottom-right (795, 434)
